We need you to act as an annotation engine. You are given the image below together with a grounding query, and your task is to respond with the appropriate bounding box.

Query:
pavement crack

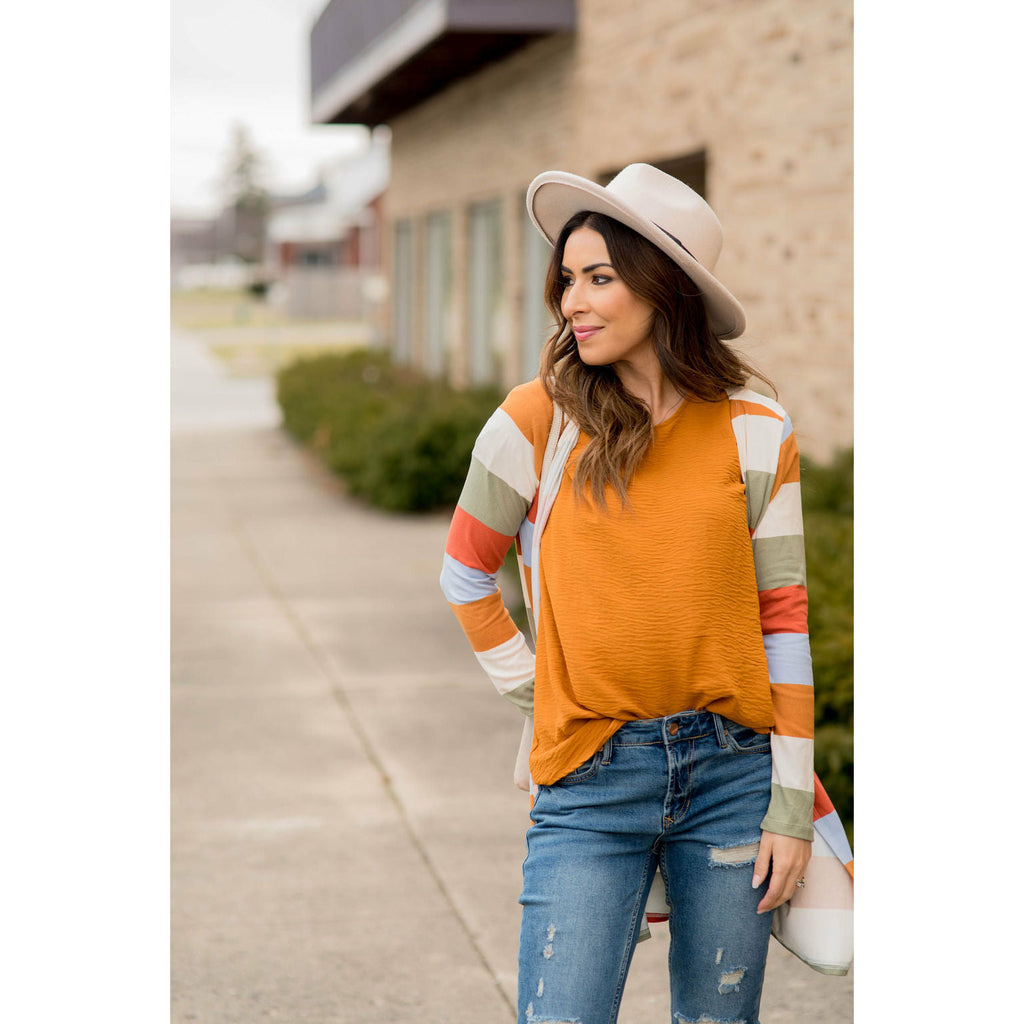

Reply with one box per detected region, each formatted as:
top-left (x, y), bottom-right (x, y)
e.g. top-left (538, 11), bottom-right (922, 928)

top-left (230, 511), bottom-right (515, 1020)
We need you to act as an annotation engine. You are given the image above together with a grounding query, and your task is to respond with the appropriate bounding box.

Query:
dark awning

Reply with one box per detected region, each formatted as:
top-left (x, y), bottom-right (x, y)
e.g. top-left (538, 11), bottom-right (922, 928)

top-left (310, 0), bottom-right (576, 126)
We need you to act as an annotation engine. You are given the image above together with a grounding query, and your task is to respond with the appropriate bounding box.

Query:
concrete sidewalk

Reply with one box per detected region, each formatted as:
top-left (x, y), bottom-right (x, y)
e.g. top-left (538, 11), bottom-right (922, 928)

top-left (170, 330), bottom-right (853, 1022)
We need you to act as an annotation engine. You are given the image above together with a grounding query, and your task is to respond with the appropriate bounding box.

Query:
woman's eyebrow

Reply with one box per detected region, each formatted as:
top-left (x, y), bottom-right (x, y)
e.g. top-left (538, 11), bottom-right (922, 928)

top-left (560, 262), bottom-right (614, 274)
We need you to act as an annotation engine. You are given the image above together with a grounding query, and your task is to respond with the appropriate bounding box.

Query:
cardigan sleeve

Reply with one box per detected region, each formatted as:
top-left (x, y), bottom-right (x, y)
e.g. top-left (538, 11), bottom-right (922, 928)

top-left (440, 383), bottom-right (550, 715)
top-left (732, 393), bottom-right (816, 842)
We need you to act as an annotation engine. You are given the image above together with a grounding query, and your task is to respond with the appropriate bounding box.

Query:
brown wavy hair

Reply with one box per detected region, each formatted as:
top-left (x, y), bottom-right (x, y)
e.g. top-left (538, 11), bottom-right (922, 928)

top-left (540, 210), bottom-right (773, 509)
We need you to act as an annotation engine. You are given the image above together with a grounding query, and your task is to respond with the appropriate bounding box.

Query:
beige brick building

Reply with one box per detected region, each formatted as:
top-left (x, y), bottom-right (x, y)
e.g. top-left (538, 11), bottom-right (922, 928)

top-left (311, 0), bottom-right (852, 460)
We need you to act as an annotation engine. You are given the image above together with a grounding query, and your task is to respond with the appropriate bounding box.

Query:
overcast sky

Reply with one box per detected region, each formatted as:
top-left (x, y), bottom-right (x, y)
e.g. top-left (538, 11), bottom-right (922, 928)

top-left (170, 0), bottom-right (368, 217)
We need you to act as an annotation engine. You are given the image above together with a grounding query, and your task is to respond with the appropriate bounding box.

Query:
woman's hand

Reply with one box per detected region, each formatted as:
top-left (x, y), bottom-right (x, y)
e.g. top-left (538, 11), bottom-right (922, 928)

top-left (752, 831), bottom-right (812, 915)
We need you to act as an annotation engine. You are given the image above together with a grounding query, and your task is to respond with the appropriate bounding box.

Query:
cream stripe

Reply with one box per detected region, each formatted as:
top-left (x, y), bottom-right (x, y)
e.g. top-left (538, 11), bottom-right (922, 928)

top-left (731, 413), bottom-right (783, 476)
top-left (770, 734), bottom-right (814, 791)
top-left (730, 387), bottom-right (785, 419)
top-left (772, 906), bottom-right (854, 971)
top-left (475, 632), bottom-right (535, 695)
top-left (472, 408), bottom-right (538, 502)
top-left (752, 482), bottom-right (804, 540)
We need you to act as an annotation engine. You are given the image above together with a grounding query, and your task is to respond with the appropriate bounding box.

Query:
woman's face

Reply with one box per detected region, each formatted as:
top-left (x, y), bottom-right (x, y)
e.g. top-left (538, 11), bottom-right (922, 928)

top-left (560, 226), bottom-right (656, 371)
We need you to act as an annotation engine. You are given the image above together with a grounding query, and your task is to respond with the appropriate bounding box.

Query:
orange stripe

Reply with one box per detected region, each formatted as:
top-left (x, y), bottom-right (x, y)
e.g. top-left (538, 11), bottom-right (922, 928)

top-left (768, 435), bottom-right (801, 501)
top-left (445, 505), bottom-right (515, 573)
top-left (812, 775), bottom-right (834, 817)
top-left (448, 593), bottom-right (519, 653)
top-left (777, 434), bottom-right (801, 483)
top-left (769, 683), bottom-right (814, 738)
top-left (730, 399), bottom-right (783, 422)
top-left (759, 584), bottom-right (808, 634)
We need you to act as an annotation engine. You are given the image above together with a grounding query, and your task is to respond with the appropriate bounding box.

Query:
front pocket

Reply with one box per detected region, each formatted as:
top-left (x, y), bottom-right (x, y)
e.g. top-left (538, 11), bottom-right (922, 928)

top-left (556, 748), bottom-right (603, 784)
top-left (722, 720), bottom-right (772, 754)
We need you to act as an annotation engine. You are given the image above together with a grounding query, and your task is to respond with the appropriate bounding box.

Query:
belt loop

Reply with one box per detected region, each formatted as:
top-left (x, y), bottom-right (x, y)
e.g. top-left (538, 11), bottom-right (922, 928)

top-left (601, 736), bottom-right (614, 764)
top-left (711, 713), bottom-right (728, 748)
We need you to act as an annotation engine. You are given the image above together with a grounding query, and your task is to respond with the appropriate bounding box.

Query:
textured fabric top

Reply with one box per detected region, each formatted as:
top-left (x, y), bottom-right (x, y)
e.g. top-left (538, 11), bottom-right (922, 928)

top-left (532, 395), bottom-right (773, 783)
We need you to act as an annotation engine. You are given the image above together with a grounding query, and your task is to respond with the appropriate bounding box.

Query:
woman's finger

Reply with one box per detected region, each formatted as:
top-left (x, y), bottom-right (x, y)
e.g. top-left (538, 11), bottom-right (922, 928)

top-left (755, 833), bottom-right (812, 914)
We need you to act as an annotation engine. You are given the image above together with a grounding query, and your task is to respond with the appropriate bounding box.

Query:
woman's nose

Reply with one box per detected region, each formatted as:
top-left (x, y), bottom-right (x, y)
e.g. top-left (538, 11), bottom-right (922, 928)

top-left (562, 281), bottom-right (588, 317)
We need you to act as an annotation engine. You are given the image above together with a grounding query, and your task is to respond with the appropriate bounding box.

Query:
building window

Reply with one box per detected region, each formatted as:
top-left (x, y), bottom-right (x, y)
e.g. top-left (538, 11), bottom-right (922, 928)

top-left (520, 198), bottom-right (553, 382)
top-left (299, 248), bottom-right (334, 266)
top-left (467, 200), bottom-right (504, 385)
top-left (597, 150), bottom-right (707, 198)
top-left (423, 211), bottom-right (452, 379)
top-left (392, 219), bottom-right (414, 364)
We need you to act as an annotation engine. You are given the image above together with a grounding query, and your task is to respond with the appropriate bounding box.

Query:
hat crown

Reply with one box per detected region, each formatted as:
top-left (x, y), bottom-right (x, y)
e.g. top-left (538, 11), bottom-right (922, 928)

top-left (605, 164), bottom-right (723, 271)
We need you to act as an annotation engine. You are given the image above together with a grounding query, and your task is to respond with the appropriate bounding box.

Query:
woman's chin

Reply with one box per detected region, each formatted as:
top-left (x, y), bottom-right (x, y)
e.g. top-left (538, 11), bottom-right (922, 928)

top-left (577, 349), bottom-right (610, 367)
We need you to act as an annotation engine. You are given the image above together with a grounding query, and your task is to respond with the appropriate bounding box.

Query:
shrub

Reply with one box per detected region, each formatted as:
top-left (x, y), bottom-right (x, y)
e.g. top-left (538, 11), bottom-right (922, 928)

top-left (277, 348), bottom-right (398, 443)
top-left (345, 381), bottom-right (504, 511)
top-left (801, 449), bottom-right (854, 841)
top-left (276, 349), bottom-right (501, 512)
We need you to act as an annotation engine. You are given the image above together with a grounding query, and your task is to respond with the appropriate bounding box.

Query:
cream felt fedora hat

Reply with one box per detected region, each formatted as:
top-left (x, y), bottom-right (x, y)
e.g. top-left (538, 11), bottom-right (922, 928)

top-left (527, 163), bottom-right (746, 340)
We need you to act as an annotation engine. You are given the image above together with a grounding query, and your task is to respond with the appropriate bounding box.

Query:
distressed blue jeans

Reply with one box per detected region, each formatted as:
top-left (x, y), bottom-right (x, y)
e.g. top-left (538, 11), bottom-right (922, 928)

top-left (518, 711), bottom-right (775, 1024)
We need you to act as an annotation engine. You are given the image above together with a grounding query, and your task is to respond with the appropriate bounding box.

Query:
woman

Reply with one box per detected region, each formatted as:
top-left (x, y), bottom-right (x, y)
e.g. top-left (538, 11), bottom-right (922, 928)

top-left (441, 164), bottom-right (814, 1024)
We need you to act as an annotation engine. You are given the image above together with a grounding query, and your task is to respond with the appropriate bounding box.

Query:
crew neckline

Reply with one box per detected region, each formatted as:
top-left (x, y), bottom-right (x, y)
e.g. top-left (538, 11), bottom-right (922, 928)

top-left (653, 398), bottom-right (687, 429)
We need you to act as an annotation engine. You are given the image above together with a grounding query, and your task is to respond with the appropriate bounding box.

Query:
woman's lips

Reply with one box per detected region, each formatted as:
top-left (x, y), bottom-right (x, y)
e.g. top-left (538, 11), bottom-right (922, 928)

top-left (573, 326), bottom-right (603, 342)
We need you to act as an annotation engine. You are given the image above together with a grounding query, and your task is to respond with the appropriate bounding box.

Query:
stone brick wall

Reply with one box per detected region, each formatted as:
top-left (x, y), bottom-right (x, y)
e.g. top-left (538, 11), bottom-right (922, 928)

top-left (381, 0), bottom-right (852, 461)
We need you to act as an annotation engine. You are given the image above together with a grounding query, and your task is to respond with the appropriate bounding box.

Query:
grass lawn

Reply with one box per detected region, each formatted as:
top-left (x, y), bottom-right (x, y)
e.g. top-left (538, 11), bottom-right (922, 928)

top-left (171, 288), bottom-right (337, 330)
top-left (171, 288), bottom-right (374, 376)
top-left (205, 338), bottom-right (366, 377)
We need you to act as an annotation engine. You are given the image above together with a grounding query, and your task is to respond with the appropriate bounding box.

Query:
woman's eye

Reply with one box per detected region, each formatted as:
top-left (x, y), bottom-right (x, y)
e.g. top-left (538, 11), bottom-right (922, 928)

top-left (560, 277), bottom-right (572, 289)
top-left (592, 275), bottom-right (610, 285)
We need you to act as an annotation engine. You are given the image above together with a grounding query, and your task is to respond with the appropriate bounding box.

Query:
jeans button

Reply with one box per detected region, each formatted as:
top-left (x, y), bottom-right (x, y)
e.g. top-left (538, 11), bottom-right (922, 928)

top-left (668, 722), bottom-right (679, 736)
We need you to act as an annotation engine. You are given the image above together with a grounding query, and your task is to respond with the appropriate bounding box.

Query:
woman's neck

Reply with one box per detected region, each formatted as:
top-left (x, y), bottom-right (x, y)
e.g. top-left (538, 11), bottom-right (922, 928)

top-left (613, 349), bottom-right (684, 424)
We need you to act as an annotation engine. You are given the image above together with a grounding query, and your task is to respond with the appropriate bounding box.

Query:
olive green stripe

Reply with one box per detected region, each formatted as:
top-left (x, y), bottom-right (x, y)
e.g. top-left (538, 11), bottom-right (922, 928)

top-left (761, 784), bottom-right (815, 841)
top-left (459, 458), bottom-right (533, 537)
top-left (503, 679), bottom-right (535, 715)
top-left (744, 469), bottom-right (775, 531)
top-left (752, 534), bottom-right (806, 590)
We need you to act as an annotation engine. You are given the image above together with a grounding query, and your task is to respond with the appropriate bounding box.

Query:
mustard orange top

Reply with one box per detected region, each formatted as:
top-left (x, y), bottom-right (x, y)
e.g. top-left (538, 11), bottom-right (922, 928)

top-left (531, 396), bottom-right (774, 783)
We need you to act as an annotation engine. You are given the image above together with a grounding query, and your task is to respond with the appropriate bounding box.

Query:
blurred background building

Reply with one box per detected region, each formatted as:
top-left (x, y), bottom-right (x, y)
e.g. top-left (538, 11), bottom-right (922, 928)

top-left (264, 132), bottom-right (390, 320)
top-left (308, 0), bottom-right (852, 460)
top-left (170, 127), bottom-right (388, 305)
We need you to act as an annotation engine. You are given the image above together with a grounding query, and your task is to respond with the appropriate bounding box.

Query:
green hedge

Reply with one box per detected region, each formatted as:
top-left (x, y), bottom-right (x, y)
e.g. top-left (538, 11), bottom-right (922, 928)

top-left (276, 349), bottom-right (503, 512)
top-left (277, 351), bottom-right (853, 837)
top-left (801, 449), bottom-right (854, 842)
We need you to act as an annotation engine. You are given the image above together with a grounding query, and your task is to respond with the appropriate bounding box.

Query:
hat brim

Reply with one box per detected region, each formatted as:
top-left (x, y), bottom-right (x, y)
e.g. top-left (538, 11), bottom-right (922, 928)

top-left (527, 171), bottom-right (746, 340)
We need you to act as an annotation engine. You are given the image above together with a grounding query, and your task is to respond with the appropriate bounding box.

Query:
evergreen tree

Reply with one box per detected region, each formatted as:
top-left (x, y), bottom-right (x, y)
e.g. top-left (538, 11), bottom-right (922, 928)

top-left (220, 122), bottom-right (269, 264)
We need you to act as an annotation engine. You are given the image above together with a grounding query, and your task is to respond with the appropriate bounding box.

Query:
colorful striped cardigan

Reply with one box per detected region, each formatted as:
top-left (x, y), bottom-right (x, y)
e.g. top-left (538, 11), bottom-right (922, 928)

top-left (442, 380), bottom-right (817, 840)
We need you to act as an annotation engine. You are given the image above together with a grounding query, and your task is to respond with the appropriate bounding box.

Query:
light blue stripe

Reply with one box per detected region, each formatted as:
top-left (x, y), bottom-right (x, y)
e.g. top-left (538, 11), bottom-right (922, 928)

top-left (781, 414), bottom-right (793, 443)
top-left (763, 633), bottom-right (813, 686)
top-left (815, 809), bottom-right (853, 863)
top-left (519, 517), bottom-right (536, 567)
top-left (440, 553), bottom-right (497, 605)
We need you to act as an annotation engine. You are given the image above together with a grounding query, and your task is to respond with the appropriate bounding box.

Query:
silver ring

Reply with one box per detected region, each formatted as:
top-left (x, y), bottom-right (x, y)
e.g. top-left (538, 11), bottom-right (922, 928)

top-left (794, 879), bottom-right (806, 888)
